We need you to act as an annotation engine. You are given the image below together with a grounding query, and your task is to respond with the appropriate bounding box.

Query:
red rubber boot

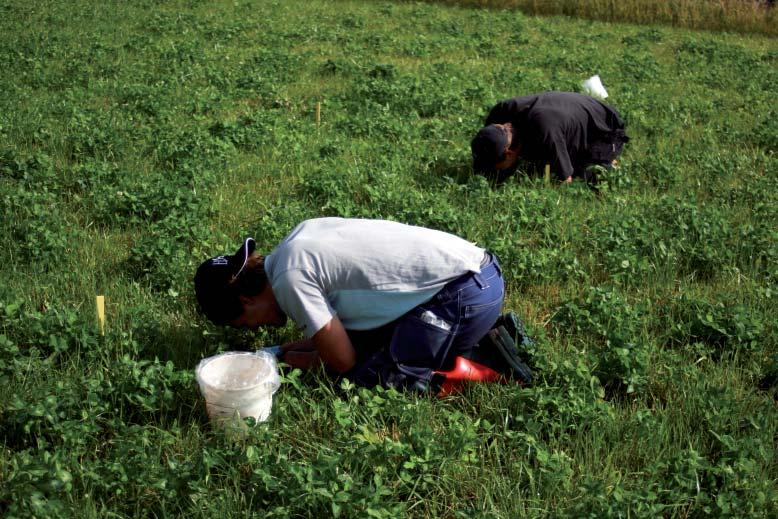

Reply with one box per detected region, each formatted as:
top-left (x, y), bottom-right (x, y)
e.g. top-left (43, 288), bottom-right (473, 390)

top-left (434, 356), bottom-right (505, 397)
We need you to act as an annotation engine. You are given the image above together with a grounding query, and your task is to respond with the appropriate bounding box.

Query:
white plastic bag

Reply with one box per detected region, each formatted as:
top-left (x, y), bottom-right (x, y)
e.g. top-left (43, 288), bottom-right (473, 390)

top-left (581, 75), bottom-right (608, 99)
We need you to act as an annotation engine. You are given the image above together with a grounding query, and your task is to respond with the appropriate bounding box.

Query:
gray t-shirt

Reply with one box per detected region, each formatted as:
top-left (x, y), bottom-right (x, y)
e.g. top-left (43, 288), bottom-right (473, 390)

top-left (264, 218), bottom-right (485, 338)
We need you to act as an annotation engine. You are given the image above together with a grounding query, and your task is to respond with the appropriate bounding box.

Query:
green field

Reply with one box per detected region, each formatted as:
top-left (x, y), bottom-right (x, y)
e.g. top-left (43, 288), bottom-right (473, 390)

top-left (1, 0), bottom-right (776, 517)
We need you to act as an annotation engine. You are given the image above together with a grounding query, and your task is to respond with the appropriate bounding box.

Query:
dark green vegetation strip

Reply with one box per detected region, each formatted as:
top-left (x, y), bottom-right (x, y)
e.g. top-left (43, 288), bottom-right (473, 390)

top-left (1, 0), bottom-right (776, 517)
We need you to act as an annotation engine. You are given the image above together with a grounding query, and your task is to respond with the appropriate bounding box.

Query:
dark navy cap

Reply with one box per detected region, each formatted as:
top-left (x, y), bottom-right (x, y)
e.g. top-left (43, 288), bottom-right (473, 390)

top-left (471, 125), bottom-right (509, 174)
top-left (194, 238), bottom-right (255, 325)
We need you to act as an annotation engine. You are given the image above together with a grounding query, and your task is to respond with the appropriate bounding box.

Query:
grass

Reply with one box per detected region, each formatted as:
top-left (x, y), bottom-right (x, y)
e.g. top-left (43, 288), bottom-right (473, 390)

top-left (420, 0), bottom-right (778, 35)
top-left (1, 0), bottom-right (776, 517)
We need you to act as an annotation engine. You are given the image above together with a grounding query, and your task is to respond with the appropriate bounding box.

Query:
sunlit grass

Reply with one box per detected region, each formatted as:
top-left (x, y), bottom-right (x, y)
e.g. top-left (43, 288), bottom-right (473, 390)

top-left (420, 0), bottom-right (778, 35)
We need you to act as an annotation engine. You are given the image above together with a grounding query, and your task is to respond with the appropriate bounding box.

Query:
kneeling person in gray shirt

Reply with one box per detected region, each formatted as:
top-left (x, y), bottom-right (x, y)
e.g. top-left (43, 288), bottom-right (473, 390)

top-left (194, 217), bottom-right (505, 392)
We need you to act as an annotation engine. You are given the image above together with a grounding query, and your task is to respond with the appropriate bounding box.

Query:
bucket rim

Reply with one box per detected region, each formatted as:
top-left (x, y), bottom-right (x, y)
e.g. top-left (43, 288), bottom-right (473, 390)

top-left (195, 351), bottom-right (280, 393)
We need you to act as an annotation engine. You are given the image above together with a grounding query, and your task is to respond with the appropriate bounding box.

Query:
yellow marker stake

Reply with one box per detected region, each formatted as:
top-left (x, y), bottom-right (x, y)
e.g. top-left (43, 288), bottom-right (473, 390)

top-left (96, 295), bottom-right (105, 336)
top-left (543, 164), bottom-right (551, 184)
top-left (315, 102), bottom-right (321, 127)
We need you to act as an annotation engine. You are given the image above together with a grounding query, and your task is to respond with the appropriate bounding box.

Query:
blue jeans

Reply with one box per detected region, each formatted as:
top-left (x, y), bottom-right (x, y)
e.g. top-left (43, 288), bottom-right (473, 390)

top-left (346, 253), bottom-right (505, 391)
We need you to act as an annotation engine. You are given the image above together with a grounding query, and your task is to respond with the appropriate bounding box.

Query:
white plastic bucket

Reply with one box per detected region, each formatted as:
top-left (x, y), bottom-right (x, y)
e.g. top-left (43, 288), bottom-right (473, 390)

top-left (195, 351), bottom-right (280, 427)
top-left (581, 75), bottom-right (609, 99)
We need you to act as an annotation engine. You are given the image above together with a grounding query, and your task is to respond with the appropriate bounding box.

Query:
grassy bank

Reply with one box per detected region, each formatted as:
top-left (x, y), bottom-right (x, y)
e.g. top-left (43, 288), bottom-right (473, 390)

top-left (1, 0), bottom-right (776, 517)
top-left (419, 0), bottom-right (778, 35)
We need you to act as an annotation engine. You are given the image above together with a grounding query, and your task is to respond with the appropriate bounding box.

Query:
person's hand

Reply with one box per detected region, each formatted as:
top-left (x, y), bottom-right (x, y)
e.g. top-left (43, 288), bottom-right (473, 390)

top-left (271, 339), bottom-right (319, 368)
top-left (283, 349), bottom-right (321, 369)
top-left (261, 345), bottom-right (283, 357)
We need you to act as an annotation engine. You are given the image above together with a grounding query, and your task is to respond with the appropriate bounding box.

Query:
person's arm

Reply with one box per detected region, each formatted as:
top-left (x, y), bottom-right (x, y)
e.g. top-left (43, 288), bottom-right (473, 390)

top-left (271, 269), bottom-right (356, 372)
top-left (278, 317), bottom-right (356, 373)
top-left (530, 115), bottom-right (574, 182)
top-left (311, 316), bottom-right (356, 374)
top-left (548, 136), bottom-right (574, 182)
top-left (278, 338), bottom-right (318, 369)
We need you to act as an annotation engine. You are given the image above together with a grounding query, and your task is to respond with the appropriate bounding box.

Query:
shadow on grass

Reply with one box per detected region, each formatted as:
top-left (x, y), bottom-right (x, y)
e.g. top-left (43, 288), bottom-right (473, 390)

top-left (421, 155), bottom-right (563, 191)
top-left (130, 318), bottom-right (222, 368)
top-left (421, 155), bottom-right (474, 185)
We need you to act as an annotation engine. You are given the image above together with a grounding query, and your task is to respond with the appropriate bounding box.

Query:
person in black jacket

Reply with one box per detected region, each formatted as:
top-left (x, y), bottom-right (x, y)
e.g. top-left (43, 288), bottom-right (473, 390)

top-left (471, 92), bottom-right (629, 184)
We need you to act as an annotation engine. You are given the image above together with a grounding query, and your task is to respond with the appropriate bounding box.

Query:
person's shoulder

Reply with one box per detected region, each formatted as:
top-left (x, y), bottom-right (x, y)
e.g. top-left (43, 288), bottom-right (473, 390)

top-left (531, 91), bottom-right (587, 106)
top-left (529, 92), bottom-right (591, 121)
top-left (271, 237), bottom-right (314, 262)
top-left (486, 94), bottom-right (540, 124)
top-left (293, 217), bottom-right (346, 233)
top-left (267, 262), bottom-right (321, 294)
top-left (536, 91), bottom-right (585, 100)
top-left (496, 94), bottom-right (539, 109)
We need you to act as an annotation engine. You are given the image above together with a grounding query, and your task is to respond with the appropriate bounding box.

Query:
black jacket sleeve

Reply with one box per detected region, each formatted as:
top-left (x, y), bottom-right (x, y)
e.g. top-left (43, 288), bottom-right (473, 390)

top-left (531, 116), bottom-right (575, 180)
